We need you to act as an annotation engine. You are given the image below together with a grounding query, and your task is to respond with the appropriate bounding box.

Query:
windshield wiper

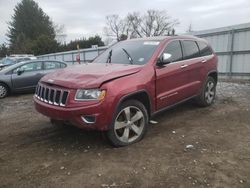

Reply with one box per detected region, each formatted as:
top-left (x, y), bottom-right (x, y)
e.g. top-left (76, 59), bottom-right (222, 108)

top-left (122, 48), bottom-right (133, 64)
top-left (106, 50), bottom-right (112, 64)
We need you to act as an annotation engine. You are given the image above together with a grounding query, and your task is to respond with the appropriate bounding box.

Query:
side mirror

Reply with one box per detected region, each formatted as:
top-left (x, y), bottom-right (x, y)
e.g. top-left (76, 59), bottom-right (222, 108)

top-left (16, 68), bottom-right (24, 75)
top-left (157, 53), bottom-right (172, 66)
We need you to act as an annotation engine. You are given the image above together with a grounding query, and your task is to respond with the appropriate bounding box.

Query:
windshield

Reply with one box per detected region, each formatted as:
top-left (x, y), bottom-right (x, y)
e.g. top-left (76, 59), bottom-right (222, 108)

top-left (0, 62), bottom-right (21, 73)
top-left (94, 40), bottom-right (160, 65)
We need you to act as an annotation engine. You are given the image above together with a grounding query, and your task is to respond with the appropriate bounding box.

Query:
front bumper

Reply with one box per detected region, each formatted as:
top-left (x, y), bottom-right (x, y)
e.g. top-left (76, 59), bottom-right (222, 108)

top-left (34, 97), bottom-right (110, 130)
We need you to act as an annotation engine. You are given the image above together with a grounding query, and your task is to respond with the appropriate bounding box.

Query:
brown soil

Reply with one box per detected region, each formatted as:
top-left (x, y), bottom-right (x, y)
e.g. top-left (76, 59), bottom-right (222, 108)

top-left (0, 82), bottom-right (250, 188)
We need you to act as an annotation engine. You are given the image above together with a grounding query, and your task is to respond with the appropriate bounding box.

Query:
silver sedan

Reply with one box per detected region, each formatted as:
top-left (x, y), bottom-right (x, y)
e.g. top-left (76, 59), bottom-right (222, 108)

top-left (0, 60), bottom-right (67, 98)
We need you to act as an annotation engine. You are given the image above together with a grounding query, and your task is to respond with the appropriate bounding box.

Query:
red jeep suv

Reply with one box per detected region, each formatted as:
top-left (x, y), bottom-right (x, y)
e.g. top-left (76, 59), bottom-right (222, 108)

top-left (34, 36), bottom-right (218, 146)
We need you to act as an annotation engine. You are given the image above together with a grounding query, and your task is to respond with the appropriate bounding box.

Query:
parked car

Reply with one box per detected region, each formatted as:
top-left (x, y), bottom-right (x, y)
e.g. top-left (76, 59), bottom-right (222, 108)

top-left (0, 55), bottom-right (37, 70)
top-left (34, 36), bottom-right (218, 146)
top-left (0, 60), bottom-right (67, 98)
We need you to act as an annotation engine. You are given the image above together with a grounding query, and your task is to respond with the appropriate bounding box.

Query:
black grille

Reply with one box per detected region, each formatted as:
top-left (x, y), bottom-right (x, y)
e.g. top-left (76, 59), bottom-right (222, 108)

top-left (35, 83), bottom-right (69, 106)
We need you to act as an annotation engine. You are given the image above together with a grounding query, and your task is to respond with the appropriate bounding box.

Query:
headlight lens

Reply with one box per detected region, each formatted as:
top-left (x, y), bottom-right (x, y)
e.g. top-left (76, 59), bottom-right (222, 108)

top-left (75, 89), bottom-right (106, 100)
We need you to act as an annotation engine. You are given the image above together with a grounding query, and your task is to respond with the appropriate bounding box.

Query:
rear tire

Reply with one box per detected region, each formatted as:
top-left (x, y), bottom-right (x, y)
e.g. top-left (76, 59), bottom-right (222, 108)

top-left (106, 100), bottom-right (148, 147)
top-left (196, 76), bottom-right (216, 107)
top-left (0, 83), bottom-right (9, 99)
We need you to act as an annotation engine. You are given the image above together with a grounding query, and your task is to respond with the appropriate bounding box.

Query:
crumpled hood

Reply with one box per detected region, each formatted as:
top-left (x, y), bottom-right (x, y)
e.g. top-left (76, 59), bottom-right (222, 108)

top-left (41, 63), bottom-right (142, 89)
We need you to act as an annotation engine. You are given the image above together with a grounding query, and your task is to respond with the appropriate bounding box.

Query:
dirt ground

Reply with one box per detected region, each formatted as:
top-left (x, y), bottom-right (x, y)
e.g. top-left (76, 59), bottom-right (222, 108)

top-left (0, 81), bottom-right (250, 188)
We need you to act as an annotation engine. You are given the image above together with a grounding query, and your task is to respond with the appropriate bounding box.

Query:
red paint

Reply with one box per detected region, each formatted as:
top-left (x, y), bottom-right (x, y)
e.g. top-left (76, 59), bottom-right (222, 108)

top-left (34, 36), bottom-right (218, 130)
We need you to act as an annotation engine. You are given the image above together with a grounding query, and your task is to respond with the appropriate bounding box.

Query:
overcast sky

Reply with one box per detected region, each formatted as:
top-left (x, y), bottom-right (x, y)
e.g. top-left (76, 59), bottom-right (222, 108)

top-left (0, 0), bottom-right (250, 44)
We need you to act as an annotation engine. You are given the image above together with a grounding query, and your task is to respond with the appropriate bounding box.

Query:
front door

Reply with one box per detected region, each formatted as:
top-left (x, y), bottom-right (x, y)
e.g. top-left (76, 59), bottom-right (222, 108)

top-left (12, 62), bottom-right (44, 91)
top-left (155, 40), bottom-right (191, 110)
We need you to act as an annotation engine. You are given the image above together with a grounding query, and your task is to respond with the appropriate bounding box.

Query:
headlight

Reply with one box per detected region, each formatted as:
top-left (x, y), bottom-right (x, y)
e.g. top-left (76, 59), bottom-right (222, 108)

top-left (75, 89), bottom-right (106, 101)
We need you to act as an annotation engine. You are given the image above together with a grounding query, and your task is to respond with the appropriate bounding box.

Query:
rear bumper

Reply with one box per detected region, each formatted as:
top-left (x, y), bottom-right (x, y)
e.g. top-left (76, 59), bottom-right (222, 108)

top-left (34, 97), bottom-right (110, 130)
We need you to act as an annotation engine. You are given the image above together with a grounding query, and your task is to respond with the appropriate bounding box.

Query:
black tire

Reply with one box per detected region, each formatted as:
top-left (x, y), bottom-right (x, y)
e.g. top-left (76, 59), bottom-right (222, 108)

top-left (106, 100), bottom-right (148, 147)
top-left (0, 83), bottom-right (9, 99)
top-left (196, 76), bottom-right (216, 107)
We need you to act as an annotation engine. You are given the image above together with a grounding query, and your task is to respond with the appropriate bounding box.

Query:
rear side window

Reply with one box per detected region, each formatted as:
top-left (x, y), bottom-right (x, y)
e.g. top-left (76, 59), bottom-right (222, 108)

top-left (163, 40), bottom-right (182, 62)
top-left (44, 62), bottom-right (61, 70)
top-left (182, 40), bottom-right (199, 59)
top-left (197, 41), bottom-right (213, 56)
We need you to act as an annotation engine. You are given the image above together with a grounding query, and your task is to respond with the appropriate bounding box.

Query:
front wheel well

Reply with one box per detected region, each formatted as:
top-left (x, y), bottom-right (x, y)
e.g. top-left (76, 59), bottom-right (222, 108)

top-left (208, 72), bottom-right (218, 84)
top-left (0, 82), bottom-right (10, 92)
top-left (119, 91), bottom-right (151, 117)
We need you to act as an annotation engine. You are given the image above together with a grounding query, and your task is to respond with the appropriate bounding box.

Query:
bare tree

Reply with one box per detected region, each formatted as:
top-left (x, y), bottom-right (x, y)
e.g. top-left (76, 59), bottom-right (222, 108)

top-left (127, 10), bottom-right (179, 37)
top-left (126, 12), bottom-right (143, 38)
top-left (104, 15), bottom-right (127, 41)
top-left (104, 10), bottom-right (179, 41)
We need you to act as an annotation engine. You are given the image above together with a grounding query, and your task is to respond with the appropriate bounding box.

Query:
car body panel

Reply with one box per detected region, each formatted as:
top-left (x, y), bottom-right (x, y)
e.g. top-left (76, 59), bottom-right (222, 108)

top-left (41, 63), bottom-right (143, 89)
top-left (155, 60), bottom-right (191, 110)
top-left (12, 70), bottom-right (45, 91)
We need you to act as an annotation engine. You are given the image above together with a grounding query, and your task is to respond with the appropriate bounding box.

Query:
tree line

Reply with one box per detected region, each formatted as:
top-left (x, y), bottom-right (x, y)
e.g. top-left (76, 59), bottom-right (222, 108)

top-left (0, 0), bottom-right (104, 57)
top-left (0, 35), bottom-right (104, 57)
top-left (104, 10), bottom-right (179, 41)
top-left (0, 0), bottom-right (179, 57)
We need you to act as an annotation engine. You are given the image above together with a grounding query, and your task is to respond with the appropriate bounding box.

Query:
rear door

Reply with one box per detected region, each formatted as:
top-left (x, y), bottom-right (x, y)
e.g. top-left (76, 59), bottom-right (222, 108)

top-left (155, 40), bottom-right (191, 110)
top-left (11, 62), bottom-right (44, 91)
top-left (197, 41), bottom-right (214, 84)
top-left (180, 40), bottom-right (204, 96)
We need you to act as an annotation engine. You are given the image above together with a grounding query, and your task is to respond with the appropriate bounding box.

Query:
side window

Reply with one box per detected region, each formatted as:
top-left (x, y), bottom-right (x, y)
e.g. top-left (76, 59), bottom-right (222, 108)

top-left (163, 40), bottom-right (182, 62)
top-left (197, 41), bottom-right (213, 56)
top-left (44, 62), bottom-right (61, 70)
top-left (182, 40), bottom-right (200, 59)
top-left (13, 62), bottom-right (42, 73)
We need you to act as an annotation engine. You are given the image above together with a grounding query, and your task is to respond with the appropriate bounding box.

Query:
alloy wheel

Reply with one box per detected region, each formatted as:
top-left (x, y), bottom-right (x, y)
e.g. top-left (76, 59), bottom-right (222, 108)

top-left (0, 85), bottom-right (7, 98)
top-left (114, 106), bottom-right (145, 144)
top-left (205, 81), bottom-right (215, 104)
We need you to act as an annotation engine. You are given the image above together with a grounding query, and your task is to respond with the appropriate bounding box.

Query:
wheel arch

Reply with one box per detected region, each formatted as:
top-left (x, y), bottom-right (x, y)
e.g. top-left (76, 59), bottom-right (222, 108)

top-left (115, 90), bottom-right (152, 118)
top-left (207, 71), bottom-right (218, 85)
top-left (0, 81), bottom-right (11, 93)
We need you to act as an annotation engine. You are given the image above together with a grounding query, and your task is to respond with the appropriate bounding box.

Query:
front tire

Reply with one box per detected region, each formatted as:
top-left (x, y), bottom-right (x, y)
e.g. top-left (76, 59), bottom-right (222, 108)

top-left (0, 83), bottom-right (9, 99)
top-left (196, 76), bottom-right (216, 107)
top-left (106, 100), bottom-right (148, 147)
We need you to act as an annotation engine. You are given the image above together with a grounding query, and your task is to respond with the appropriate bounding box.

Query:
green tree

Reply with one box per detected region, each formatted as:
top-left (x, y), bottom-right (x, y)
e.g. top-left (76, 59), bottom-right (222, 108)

top-left (0, 44), bottom-right (9, 57)
top-left (31, 35), bottom-right (59, 55)
top-left (7, 0), bottom-right (56, 54)
top-left (63, 35), bottom-right (105, 51)
top-left (87, 35), bottom-right (105, 47)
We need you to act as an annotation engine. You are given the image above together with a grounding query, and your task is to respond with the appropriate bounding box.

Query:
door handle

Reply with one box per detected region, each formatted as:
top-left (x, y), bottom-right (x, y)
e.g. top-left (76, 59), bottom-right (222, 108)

top-left (180, 64), bottom-right (188, 68)
top-left (201, 59), bottom-right (207, 63)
